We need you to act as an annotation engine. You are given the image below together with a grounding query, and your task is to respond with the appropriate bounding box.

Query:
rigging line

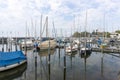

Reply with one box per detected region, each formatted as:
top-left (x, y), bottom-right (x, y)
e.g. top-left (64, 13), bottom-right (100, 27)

top-left (52, 21), bottom-right (57, 38)
top-left (41, 16), bottom-right (48, 38)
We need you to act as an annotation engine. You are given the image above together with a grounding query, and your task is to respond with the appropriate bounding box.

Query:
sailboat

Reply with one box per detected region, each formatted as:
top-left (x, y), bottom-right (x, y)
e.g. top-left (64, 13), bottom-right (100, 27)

top-left (80, 11), bottom-right (92, 54)
top-left (37, 16), bottom-right (57, 51)
top-left (19, 22), bottom-right (33, 50)
top-left (99, 13), bottom-right (109, 49)
top-left (38, 37), bottom-right (57, 51)
top-left (0, 51), bottom-right (27, 72)
top-left (66, 16), bottom-right (78, 53)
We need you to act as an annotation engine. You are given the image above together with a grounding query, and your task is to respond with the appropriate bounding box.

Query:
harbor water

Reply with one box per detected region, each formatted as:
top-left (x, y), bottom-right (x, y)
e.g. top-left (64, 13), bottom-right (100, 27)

top-left (0, 45), bottom-right (120, 80)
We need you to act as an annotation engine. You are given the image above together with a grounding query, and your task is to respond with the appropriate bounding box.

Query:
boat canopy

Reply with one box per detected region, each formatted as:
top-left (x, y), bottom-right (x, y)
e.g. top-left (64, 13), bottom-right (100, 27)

top-left (0, 51), bottom-right (26, 67)
top-left (41, 37), bottom-right (54, 42)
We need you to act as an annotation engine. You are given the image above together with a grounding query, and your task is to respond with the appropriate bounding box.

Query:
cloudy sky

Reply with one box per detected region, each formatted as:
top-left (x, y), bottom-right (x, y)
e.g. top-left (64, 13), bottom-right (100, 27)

top-left (0, 0), bottom-right (120, 37)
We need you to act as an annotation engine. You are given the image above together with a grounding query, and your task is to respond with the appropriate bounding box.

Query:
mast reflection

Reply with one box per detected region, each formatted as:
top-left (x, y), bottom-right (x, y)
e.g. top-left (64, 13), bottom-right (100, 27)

top-left (80, 51), bottom-right (91, 80)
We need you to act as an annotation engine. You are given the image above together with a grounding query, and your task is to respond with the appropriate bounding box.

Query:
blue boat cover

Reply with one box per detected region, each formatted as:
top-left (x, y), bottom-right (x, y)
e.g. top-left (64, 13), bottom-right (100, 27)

top-left (41, 37), bottom-right (49, 42)
top-left (0, 51), bottom-right (27, 67)
top-left (97, 38), bottom-right (102, 46)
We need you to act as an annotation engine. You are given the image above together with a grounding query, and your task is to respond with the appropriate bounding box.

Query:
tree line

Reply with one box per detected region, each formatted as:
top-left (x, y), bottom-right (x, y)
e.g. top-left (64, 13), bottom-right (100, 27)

top-left (72, 30), bottom-right (120, 37)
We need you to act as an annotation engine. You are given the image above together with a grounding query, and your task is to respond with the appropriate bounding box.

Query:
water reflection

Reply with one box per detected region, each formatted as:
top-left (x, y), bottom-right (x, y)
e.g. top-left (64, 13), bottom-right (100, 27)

top-left (80, 52), bottom-right (92, 80)
top-left (0, 63), bottom-right (27, 80)
top-left (1, 47), bottom-right (120, 80)
top-left (101, 53), bottom-right (105, 79)
top-left (80, 52), bottom-right (91, 59)
top-left (66, 51), bottom-right (78, 57)
top-left (37, 49), bottom-right (56, 80)
top-left (118, 71), bottom-right (120, 80)
top-left (38, 49), bottom-right (55, 57)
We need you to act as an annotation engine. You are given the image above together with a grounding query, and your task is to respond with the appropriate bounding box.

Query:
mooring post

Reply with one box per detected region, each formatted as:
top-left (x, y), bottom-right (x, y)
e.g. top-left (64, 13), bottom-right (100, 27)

top-left (48, 37), bottom-right (51, 80)
top-left (63, 42), bottom-right (66, 80)
top-left (10, 39), bottom-right (12, 52)
top-left (6, 41), bottom-right (8, 52)
top-left (2, 36), bottom-right (4, 52)
top-left (15, 37), bottom-right (17, 51)
top-left (35, 56), bottom-right (37, 80)
top-left (59, 47), bottom-right (60, 59)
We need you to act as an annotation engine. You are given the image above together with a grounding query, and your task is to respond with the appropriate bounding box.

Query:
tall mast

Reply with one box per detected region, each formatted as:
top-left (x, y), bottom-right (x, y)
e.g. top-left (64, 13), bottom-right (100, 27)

top-left (103, 12), bottom-right (106, 41)
top-left (85, 10), bottom-right (88, 54)
top-left (46, 16), bottom-right (48, 37)
top-left (26, 21), bottom-right (27, 38)
top-left (31, 18), bottom-right (34, 37)
top-left (74, 15), bottom-right (76, 33)
top-left (40, 15), bottom-right (42, 39)
top-left (34, 20), bottom-right (37, 39)
top-left (85, 11), bottom-right (87, 38)
top-left (52, 21), bottom-right (56, 38)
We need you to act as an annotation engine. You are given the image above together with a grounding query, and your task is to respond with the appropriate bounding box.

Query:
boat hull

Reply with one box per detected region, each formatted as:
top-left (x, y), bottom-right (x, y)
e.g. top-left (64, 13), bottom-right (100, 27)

top-left (0, 60), bottom-right (27, 72)
top-left (80, 48), bottom-right (92, 54)
top-left (38, 40), bottom-right (57, 51)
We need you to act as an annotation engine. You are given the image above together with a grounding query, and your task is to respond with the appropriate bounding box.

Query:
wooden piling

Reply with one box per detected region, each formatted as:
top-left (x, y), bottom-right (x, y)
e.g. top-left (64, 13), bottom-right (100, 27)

top-left (2, 37), bottom-right (4, 52)
top-left (63, 42), bottom-right (66, 80)
top-left (35, 56), bottom-right (37, 80)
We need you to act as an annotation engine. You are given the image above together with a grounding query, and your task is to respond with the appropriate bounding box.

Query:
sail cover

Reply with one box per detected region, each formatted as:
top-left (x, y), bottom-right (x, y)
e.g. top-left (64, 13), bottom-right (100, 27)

top-left (0, 51), bottom-right (27, 67)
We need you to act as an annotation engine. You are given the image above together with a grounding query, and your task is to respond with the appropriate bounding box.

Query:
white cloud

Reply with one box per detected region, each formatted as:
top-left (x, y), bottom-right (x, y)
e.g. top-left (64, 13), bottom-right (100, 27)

top-left (0, 0), bottom-right (120, 37)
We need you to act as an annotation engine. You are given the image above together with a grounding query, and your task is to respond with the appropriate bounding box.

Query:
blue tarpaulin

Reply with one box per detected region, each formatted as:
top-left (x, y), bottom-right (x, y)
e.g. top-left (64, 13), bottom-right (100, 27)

top-left (97, 38), bottom-right (102, 46)
top-left (0, 51), bottom-right (27, 67)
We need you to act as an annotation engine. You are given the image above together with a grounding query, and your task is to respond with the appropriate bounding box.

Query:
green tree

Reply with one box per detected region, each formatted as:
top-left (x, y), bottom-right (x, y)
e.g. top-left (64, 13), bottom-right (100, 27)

top-left (72, 32), bottom-right (80, 37)
top-left (106, 32), bottom-right (110, 37)
top-left (115, 30), bottom-right (120, 34)
top-left (80, 31), bottom-right (90, 37)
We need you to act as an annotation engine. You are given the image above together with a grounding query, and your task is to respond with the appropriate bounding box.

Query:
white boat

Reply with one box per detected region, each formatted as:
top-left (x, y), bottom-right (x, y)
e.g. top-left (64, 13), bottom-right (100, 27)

top-left (80, 47), bottom-right (91, 54)
top-left (19, 39), bottom-right (33, 49)
top-left (80, 11), bottom-right (92, 54)
top-left (38, 38), bottom-right (57, 51)
top-left (37, 16), bottom-right (57, 51)
top-left (66, 43), bottom-right (78, 53)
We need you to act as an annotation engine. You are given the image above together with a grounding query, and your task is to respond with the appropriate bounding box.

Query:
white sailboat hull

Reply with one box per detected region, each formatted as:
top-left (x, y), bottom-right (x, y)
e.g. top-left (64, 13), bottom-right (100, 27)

top-left (39, 40), bottom-right (57, 51)
top-left (0, 60), bottom-right (27, 72)
top-left (66, 44), bottom-right (78, 53)
top-left (80, 47), bottom-right (91, 54)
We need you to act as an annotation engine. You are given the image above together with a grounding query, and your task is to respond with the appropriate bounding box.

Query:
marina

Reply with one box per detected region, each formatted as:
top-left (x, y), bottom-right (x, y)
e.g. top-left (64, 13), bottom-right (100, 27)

top-left (0, 42), bottom-right (120, 80)
top-left (0, 0), bottom-right (120, 80)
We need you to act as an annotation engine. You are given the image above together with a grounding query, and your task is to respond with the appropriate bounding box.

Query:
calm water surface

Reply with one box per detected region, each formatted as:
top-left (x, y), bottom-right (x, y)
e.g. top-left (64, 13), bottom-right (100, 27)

top-left (0, 45), bottom-right (120, 80)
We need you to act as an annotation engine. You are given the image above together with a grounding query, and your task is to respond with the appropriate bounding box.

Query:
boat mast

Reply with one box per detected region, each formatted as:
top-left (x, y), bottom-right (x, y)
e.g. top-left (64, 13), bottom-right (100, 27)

top-left (40, 15), bottom-right (42, 39)
top-left (85, 10), bottom-right (88, 53)
top-left (25, 21), bottom-right (27, 52)
top-left (52, 21), bottom-right (56, 38)
top-left (34, 19), bottom-right (37, 39)
top-left (46, 16), bottom-right (48, 37)
top-left (103, 12), bottom-right (106, 41)
top-left (85, 11), bottom-right (87, 40)
top-left (31, 18), bottom-right (34, 38)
